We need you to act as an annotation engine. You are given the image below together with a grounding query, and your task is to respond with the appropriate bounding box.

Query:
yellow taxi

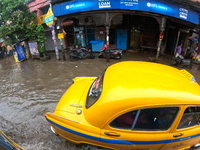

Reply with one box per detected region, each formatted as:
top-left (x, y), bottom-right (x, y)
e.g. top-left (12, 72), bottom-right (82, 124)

top-left (0, 130), bottom-right (23, 150)
top-left (45, 61), bottom-right (200, 150)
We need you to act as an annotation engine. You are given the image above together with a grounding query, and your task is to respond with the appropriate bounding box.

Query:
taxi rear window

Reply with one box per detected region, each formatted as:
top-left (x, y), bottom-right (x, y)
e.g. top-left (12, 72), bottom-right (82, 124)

top-left (177, 106), bottom-right (200, 129)
top-left (86, 72), bottom-right (104, 108)
top-left (110, 107), bottom-right (179, 131)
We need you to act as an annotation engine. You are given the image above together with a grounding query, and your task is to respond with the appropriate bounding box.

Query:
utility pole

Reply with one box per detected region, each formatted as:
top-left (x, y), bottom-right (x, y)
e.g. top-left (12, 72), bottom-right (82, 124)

top-left (46, 3), bottom-right (60, 60)
top-left (51, 25), bottom-right (60, 60)
top-left (105, 12), bottom-right (110, 62)
top-left (58, 28), bottom-right (66, 61)
top-left (156, 17), bottom-right (166, 61)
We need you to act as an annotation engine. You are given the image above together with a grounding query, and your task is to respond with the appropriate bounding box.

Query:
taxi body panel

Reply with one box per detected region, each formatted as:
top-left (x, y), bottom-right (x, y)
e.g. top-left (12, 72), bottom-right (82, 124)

top-left (0, 130), bottom-right (23, 150)
top-left (45, 61), bottom-right (200, 150)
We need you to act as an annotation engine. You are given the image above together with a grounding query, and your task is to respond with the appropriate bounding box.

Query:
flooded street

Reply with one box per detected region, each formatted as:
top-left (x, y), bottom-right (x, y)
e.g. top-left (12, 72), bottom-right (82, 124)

top-left (0, 51), bottom-right (200, 150)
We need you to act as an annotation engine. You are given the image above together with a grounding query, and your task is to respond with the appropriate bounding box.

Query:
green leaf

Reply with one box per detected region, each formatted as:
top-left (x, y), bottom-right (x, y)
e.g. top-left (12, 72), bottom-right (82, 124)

top-left (0, 0), bottom-right (46, 55)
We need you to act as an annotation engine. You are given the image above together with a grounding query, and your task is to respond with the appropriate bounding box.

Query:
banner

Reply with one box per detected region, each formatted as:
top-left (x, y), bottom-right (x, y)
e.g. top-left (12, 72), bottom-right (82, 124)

top-left (53, 0), bottom-right (199, 25)
top-left (28, 42), bottom-right (40, 55)
top-left (44, 8), bottom-right (54, 26)
top-left (15, 45), bottom-right (26, 61)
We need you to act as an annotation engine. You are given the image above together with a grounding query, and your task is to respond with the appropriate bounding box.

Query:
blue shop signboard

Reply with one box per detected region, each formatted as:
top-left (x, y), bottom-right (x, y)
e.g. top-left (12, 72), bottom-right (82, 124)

top-left (53, 0), bottom-right (199, 25)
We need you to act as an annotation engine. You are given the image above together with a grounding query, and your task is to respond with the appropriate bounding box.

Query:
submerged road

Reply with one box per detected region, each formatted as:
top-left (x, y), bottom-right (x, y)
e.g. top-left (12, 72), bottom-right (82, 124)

top-left (0, 51), bottom-right (200, 150)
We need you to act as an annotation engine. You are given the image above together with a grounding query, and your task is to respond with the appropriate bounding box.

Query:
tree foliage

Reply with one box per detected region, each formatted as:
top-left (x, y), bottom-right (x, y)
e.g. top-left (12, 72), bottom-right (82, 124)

top-left (0, 0), bottom-right (33, 40)
top-left (0, 0), bottom-right (46, 56)
top-left (26, 22), bottom-right (46, 54)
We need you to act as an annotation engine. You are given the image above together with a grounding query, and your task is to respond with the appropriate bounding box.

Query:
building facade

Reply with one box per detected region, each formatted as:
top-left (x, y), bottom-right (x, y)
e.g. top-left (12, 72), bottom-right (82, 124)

top-left (51, 0), bottom-right (200, 58)
top-left (27, 0), bottom-right (62, 52)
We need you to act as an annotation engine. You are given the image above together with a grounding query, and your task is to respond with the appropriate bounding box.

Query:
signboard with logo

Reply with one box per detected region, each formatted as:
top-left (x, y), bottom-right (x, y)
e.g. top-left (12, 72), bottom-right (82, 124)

top-left (58, 33), bottom-right (64, 39)
top-left (53, 0), bottom-right (199, 25)
top-left (44, 8), bottom-right (54, 26)
top-left (28, 42), bottom-right (40, 58)
top-left (34, 14), bottom-right (46, 25)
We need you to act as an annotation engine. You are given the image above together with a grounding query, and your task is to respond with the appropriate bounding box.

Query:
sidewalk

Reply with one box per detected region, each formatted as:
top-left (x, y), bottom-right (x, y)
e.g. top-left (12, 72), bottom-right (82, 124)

top-left (48, 50), bottom-right (200, 84)
top-left (2, 50), bottom-right (200, 84)
top-left (55, 50), bottom-right (200, 84)
top-left (46, 50), bottom-right (200, 84)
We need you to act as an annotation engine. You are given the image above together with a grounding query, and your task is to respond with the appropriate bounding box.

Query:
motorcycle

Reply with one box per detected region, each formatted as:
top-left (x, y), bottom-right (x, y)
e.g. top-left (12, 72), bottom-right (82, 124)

top-left (69, 46), bottom-right (95, 61)
top-left (171, 54), bottom-right (193, 69)
top-left (189, 49), bottom-right (200, 64)
top-left (0, 46), bottom-right (6, 58)
top-left (192, 53), bottom-right (200, 64)
top-left (99, 44), bottom-right (122, 59)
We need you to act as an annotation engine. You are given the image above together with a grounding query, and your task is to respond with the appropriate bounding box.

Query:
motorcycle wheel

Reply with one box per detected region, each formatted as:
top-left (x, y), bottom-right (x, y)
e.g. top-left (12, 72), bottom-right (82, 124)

top-left (89, 53), bottom-right (95, 59)
top-left (98, 55), bottom-right (104, 58)
top-left (70, 55), bottom-right (78, 61)
top-left (114, 54), bottom-right (121, 59)
top-left (188, 63), bottom-right (193, 70)
top-left (170, 58), bottom-right (176, 66)
top-left (192, 58), bottom-right (198, 64)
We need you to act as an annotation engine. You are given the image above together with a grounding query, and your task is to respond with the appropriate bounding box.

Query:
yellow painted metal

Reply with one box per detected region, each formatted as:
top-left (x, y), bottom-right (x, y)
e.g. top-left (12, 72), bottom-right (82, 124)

top-left (45, 61), bottom-right (200, 150)
top-left (13, 52), bottom-right (21, 62)
top-left (86, 61), bottom-right (200, 127)
top-left (0, 130), bottom-right (23, 150)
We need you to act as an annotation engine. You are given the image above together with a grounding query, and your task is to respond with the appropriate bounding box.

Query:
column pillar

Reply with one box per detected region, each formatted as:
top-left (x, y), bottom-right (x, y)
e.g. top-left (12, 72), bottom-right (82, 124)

top-left (155, 17), bottom-right (166, 60)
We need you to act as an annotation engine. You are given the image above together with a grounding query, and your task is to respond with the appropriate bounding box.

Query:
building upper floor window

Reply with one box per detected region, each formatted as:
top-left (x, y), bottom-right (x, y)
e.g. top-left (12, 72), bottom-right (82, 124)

top-left (40, 6), bottom-right (49, 15)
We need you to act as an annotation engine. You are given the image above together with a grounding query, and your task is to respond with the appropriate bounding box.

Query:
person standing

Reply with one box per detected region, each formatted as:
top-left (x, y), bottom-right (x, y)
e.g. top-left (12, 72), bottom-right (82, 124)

top-left (171, 42), bottom-right (183, 66)
top-left (0, 41), bottom-right (6, 57)
top-left (6, 44), bottom-right (13, 55)
top-left (175, 43), bottom-right (182, 58)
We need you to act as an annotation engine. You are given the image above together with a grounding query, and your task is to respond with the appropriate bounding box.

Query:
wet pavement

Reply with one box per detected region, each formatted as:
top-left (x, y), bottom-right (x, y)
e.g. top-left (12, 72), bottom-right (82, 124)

top-left (0, 51), bottom-right (200, 150)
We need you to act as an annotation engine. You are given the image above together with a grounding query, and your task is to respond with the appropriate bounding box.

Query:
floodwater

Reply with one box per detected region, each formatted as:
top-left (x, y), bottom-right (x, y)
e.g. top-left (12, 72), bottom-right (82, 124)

top-left (0, 51), bottom-right (200, 150)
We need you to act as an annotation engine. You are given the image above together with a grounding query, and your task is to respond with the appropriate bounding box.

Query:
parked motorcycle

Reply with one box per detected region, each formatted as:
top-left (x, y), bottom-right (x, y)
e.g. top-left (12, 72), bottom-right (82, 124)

top-left (192, 53), bottom-right (200, 63)
top-left (0, 46), bottom-right (6, 58)
top-left (99, 44), bottom-right (122, 59)
top-left (188, 48), bottom-right (200, 64)
top-left (69, 46), bottom-right (95, 61)
top-left (171, 54), bottom-right (193, 69)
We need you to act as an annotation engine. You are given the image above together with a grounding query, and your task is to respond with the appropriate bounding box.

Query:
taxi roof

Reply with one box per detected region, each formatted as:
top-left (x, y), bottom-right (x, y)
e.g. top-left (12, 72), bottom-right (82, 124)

top-left (102, 61), bottom-right (199, 99)
top-left (85, 61), bottom-right (200, 127)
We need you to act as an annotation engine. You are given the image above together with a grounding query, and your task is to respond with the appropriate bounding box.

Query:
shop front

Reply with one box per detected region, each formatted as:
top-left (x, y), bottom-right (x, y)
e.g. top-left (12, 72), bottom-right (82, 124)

top-left (52, 0), bottom-right (199, 57)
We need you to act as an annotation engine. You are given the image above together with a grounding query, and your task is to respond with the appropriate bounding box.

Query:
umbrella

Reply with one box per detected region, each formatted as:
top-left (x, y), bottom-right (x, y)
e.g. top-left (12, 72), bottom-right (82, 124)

top-left (0, 38), bottom-right (4, 43)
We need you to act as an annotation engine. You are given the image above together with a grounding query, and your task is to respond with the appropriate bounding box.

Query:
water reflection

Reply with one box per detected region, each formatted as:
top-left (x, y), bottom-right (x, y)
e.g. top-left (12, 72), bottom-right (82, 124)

top-left (0, 54), bottom-right (199, 150)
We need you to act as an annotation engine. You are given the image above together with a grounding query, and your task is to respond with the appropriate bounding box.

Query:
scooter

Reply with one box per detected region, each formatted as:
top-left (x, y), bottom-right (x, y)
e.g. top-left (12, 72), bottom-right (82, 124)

top-left (191, 50), bottom-right (200, 64)
top-left (171, 54), bottom-right (193, 68)
top-left (99, 44), bottom-right (122, 59)
top-left (69, 46), bottom-right (95, 61)
top-left (0, 46), bottom-right (6, 58)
